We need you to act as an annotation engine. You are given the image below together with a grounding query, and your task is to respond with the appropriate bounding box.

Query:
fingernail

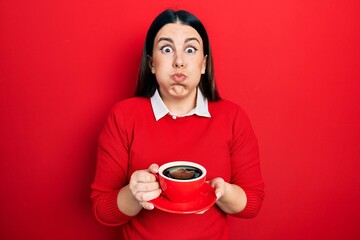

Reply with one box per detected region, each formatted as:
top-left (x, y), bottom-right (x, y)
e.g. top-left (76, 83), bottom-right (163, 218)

top-left (216, 192), bottom-right (222, 199)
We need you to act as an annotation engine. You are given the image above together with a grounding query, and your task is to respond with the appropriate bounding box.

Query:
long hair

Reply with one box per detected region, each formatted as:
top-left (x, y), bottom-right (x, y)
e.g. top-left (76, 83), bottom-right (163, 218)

top-left (135, 9), bottom-right (220, 101)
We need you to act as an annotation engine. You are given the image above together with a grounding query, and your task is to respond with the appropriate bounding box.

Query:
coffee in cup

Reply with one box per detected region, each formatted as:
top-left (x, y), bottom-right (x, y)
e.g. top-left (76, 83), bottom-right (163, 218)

top-left (162, 165), bottom-right (203, 180)
top-left (155, 161), bottom-right (207, 203)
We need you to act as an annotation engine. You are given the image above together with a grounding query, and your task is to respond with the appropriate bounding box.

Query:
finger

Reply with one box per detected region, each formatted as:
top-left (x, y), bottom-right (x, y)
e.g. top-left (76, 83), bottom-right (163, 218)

top-left (213, 178), bottom-right (225, 189)
top-left (135, 188), bottom-right (162, 202)
top-left (132, 181), bottom-right (160, 193)
top-left (215, 183), bottom-right (224, 199)
top-left (210, 178), bottom-right (225, 200)
top-left (132, 170), bottom-right (156, 183)
top-left (140, 201), bottom-right (155, 210)
top-left (148, 163), bottom-right (159, 174)
top-left (210, 177), bottom-right (223, 187)
top-left (215, 190), bottom-right (223, 200)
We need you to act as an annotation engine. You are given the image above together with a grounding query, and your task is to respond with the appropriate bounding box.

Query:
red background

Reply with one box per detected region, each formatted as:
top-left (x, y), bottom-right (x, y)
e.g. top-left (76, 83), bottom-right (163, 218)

top-left (1, 0), bottom-right (359, 239)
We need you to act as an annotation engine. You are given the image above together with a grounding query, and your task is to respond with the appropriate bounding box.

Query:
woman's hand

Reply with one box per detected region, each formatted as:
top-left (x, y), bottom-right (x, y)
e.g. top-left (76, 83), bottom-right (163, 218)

top-left (117, 164), bottom-right (161, 216)
top-left (209, 177), bottom-right (247, 214)
top-left (129, 164), bottom-right (162, 210)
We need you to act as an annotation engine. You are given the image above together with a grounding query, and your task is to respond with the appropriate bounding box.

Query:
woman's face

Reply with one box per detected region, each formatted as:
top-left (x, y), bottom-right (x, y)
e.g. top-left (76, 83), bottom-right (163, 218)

top-left (150, 22), bottom-right (206, 102)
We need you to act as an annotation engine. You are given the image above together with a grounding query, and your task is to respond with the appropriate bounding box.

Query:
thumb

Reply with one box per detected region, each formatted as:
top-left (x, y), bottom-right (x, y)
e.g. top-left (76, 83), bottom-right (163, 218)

top-left (148, 163), bottom-right (159, 173)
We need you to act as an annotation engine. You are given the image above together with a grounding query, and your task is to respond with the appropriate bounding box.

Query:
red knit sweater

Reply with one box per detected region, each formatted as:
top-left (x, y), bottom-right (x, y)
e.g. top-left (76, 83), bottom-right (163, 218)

top-left (91, 97), bottom-right (264, 239)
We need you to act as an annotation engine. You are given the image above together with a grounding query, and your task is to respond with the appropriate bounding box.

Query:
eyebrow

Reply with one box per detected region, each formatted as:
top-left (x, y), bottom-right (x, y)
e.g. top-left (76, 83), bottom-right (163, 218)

top-left (185, 37), bottom-right (200, 44)
top-left (157, 37), bottom-right (200, 44)
top-left (157, 37), bottom-right (173, 44)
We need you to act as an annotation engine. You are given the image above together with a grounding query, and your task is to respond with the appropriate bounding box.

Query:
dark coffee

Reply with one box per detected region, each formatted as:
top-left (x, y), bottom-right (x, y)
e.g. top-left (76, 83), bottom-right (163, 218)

top-left (163, 166), bottom-right (202, 180)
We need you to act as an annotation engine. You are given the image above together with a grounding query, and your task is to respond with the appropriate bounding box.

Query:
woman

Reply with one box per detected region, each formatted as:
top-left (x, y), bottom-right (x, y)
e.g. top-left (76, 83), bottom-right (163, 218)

top-left (91, 9), bottom-right (264, 239)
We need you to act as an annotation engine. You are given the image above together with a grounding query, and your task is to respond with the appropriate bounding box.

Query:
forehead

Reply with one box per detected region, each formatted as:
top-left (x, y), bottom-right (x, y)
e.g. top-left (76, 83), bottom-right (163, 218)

top-left (155, 22), bottom-right (203, 43)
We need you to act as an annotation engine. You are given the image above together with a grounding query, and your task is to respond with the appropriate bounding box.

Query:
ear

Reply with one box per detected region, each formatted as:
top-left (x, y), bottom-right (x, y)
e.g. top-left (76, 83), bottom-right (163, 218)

top-left (147, 55), bottom-right (155, 74)
top-left (201, 55), bottom-right (207, 74)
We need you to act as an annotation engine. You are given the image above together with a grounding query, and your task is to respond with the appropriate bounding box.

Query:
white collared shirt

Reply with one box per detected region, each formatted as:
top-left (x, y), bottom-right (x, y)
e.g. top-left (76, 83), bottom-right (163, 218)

top-left (150, 88), bottom-right (211, 121)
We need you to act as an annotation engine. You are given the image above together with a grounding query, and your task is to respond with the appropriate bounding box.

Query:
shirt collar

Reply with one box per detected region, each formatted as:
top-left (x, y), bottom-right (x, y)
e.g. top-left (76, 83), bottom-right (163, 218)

top-left (150, 88), bottom-right (211, 121)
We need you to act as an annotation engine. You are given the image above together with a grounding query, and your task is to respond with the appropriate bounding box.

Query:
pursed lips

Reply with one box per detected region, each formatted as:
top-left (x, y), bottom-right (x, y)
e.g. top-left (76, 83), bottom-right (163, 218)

top-left (171, 73), bottom-right (187, 82)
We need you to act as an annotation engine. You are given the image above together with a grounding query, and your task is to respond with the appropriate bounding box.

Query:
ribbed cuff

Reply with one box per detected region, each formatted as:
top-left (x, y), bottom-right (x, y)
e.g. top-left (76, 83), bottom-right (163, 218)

top-left (94, 190), bottom-right (133, 226)
top-left (233, 189), bottom-right (261, 218)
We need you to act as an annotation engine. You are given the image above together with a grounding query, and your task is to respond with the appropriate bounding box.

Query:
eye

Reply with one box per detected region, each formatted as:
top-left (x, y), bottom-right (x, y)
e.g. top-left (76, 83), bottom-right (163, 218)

top-left (185, 46), bottom-right (198, 54)
top-left (160, 46), bottom-right (173, 53)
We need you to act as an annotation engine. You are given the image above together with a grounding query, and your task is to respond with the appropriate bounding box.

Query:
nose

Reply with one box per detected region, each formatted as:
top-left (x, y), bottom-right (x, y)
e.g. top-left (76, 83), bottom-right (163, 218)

top-left (173, 52), bottom-right (185, 68)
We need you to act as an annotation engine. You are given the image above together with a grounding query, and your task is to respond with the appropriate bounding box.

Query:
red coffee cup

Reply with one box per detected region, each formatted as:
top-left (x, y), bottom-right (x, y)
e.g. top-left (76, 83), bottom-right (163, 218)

top-left (153, 161), bottom-right (207, 203)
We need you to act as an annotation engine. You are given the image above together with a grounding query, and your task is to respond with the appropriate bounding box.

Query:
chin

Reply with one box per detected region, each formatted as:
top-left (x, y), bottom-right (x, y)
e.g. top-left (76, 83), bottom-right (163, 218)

top-left (169, 88), bottom-right (188, 97)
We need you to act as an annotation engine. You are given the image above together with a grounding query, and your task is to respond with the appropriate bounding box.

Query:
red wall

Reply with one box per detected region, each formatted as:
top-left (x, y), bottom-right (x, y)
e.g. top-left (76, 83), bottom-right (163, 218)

top-left (1, 0), bottom-right (359, 239)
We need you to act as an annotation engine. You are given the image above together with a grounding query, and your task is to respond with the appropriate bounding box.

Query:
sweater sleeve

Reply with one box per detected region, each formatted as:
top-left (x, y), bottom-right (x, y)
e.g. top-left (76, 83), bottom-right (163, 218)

top-left (229, 106), bottom-right (265, 218)
top-left (90, 104), bottom-right (134, 226)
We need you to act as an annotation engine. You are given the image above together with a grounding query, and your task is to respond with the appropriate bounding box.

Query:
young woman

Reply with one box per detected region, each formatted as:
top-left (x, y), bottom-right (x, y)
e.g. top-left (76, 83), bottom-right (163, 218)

top-left (91, 9), bottom-right (264, 239)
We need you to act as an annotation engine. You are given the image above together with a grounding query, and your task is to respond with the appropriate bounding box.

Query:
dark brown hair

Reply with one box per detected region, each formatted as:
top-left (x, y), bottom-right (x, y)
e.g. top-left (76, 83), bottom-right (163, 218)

top-left (135, 9), bottom-right (220, 101)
